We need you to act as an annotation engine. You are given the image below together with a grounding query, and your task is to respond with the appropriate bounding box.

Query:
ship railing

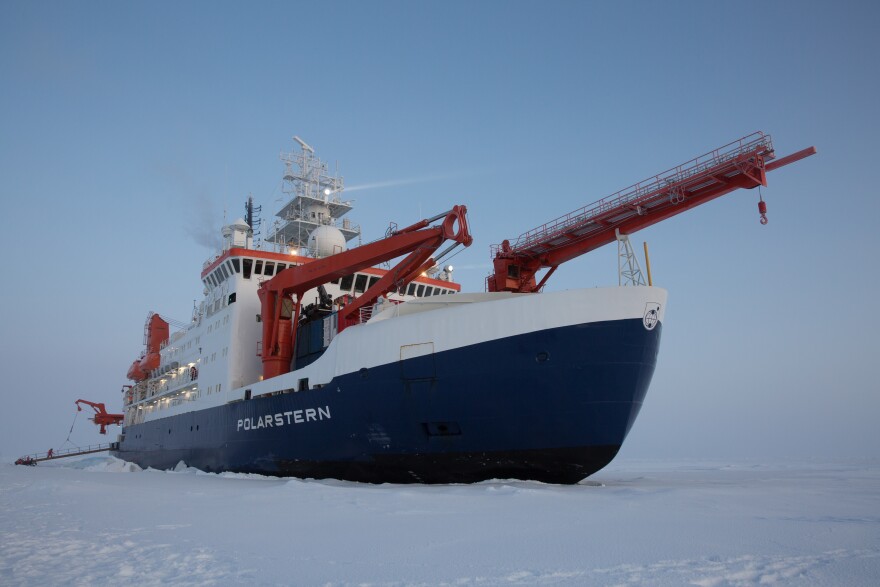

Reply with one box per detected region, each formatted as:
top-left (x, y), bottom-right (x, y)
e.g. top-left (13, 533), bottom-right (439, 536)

top-left (15, 443), bottom-right (114, 463)
top-left (126, 367), bottom-right (199, 408)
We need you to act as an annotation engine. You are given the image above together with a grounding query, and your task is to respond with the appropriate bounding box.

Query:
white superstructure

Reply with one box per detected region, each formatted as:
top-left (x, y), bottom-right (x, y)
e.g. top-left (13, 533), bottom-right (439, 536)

top-left (122, 139), bottom-right (459, 427)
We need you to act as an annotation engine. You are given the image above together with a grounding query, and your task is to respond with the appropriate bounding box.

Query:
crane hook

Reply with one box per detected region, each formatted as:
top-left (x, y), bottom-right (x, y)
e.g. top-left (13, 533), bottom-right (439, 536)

top-left (758, 188), bottom-right (768, 225)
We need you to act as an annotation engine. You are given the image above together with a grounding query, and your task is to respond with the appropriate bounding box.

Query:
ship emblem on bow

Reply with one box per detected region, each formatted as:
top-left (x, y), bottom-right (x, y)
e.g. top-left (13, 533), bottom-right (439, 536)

top-left (643, 303), bottom-right (661, 331)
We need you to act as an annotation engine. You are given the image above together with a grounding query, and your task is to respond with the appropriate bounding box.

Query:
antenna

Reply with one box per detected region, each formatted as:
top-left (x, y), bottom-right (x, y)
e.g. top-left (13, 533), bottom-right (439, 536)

top-left (293, 136), bottom-right (314, 153)
top-left (245, 194), bottom-right (262, 248)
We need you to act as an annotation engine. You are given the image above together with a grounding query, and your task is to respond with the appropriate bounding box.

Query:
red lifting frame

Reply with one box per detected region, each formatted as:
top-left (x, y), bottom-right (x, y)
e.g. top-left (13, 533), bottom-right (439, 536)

top-left (488, 133), bottom-right (816, 293)
top-left (258, 206), bottom-right (472, 380)
top-left (75, 399), bottom-right (124, 435)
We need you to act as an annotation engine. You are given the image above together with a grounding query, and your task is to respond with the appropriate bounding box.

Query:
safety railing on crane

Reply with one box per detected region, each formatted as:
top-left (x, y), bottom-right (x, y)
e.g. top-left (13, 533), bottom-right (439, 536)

top-left (491, 132), bottom-right (774, 258)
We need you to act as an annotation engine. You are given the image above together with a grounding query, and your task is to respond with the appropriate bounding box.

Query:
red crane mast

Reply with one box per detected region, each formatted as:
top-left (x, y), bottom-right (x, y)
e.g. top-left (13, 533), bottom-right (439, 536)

top-left (258, 205), bottom-right (472, 380)
top-left (488, 132), bottom-right (816, 293)
top-left (75, 399), bottom-right (124, 435)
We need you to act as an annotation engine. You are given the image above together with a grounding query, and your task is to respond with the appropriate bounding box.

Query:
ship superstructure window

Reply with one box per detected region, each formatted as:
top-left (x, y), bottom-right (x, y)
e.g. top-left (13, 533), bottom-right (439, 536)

top-left (231, 258), bottom-right (240, 273)
top-left (220, 265), bottom-right (229, 280)
top-left (264, 262), bottom-right (275, 276)
top-left (340, 274), bottom-right (353, 291)
top-left (242, 259), bottom-right (253, 279)
top-left (354, 274), bottom-right (368, 293)
top-left (255, 260), bottom-right (263, 275)
top-left (425, 287), bottom-right (434, 296)
top-left (277, 263), bottom-right (286, 272)
top-left (416, 284), bottom-right (425, 297)
top-left (368, 276), bottom-right (380, 289)
top-left (407, 283), bottom-right (416, 295)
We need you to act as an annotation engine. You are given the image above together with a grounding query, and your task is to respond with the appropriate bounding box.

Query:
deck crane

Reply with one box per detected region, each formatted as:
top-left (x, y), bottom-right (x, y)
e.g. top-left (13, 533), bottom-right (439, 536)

top-left (259, 205), bottom-right (472, 379)
top-left (487, 132), bottom-right (816, 293)
top-left (75, 399), bottom-right (124, 435)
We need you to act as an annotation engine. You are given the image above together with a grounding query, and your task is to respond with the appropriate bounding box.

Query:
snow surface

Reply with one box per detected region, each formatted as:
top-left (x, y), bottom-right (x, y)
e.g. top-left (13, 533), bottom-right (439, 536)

top-left (1, 457), bottom-right (878, 586)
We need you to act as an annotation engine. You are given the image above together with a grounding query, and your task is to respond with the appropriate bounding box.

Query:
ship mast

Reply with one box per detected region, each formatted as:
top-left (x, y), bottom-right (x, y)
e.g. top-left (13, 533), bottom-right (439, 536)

top-left (266, 137), bottom-right (360, 256)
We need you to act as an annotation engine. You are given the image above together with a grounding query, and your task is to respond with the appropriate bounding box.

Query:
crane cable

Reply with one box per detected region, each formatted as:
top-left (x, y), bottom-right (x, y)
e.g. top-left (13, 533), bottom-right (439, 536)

top-left (58, 408), bottom-right (81, 451)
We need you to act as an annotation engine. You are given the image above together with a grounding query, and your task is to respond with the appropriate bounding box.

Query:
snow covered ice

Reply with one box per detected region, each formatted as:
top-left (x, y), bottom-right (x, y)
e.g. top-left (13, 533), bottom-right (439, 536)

top-left (1, 457), bottom-right (878, 586)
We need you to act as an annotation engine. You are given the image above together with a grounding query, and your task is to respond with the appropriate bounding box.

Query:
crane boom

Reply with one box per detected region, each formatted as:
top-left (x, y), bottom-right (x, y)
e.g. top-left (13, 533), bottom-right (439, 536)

top-left (487, 133), bottom-right (816, 293)
top-left (75, 399), bottom-right (124, 435)
top-left (258, 205), bottom-right (472, 379)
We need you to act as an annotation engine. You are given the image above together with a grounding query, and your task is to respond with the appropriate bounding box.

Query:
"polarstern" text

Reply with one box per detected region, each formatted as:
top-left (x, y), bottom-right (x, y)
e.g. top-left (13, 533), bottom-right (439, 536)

top-left (237, 406), bottom-right (331, 432)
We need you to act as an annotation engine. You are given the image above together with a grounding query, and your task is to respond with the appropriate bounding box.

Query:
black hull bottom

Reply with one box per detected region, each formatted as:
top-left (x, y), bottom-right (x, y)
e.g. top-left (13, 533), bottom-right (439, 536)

top-left (275, 444), bottom-right (622, 485)
top-left (114, 444), bottom-right (620, 485)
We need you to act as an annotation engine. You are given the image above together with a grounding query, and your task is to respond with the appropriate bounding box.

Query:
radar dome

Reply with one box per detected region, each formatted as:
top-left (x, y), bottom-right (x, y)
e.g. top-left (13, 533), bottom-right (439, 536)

top-left (308, 225), bottom-right (347, 258)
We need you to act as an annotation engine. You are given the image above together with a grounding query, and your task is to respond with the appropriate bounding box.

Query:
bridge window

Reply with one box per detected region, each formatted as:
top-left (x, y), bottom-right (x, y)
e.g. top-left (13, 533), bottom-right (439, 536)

top-left (354, 274), bottom-right (368, 293)
top-left (254, 260), bottom-right (263, 275)
top-left (242, 259), bottom-right (253, 279)
top-left (416, 284), bottom-right (425, 297)
top-left (231, 259), bottom-right (240, 273)
top-left (340, 274), bottom-right (353, 291)
top-left (368, 276), bottom-right (380, 289)
top-left (277, 263), bottom-right (286, 272)
top-left (264, 262), bottom-right (275, 277)
top-left (407, 283), bottom-right (416, 296)
top-left (220, 265), bottom-right (229, 280)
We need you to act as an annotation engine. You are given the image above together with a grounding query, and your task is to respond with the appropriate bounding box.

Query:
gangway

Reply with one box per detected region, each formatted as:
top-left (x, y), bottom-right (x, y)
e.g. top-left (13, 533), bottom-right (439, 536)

top-left (487, 132), bottom-right (816, 292)
top-left (14, 398), bottom-right (124, 465)
top-left (14, 443), bottom-right (116, 466)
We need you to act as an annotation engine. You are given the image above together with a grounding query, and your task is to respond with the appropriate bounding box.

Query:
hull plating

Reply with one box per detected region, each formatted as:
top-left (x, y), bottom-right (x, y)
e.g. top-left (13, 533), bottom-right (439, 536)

top-left (114, 317), bottom-right (661, 484)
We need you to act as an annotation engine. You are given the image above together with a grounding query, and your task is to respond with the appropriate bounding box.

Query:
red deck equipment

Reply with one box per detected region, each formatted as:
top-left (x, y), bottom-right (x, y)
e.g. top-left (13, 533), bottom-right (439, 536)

top-left (487, 133), bottom-right (816, 293)
top-left (258, 206), bottom-right (473, 379)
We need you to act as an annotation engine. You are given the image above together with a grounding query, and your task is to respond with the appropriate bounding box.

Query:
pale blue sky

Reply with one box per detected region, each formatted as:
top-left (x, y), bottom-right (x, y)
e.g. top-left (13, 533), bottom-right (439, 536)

top-left (1, 1), bottom-right (878, 461)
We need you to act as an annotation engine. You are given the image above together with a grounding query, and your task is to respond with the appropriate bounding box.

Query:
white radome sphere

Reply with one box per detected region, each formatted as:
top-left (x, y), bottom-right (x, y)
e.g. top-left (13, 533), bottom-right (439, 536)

top-left (308, 225), bottom-right (347, 258)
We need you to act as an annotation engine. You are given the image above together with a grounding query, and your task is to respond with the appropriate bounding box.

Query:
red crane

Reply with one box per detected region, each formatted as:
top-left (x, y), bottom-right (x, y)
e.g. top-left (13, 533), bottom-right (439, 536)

top-left (487, 132), bottom-right (816, 293)
top-left (75, 399), bottom-right (124, 435)
top-left (258, 205), bottom-right (473, 379)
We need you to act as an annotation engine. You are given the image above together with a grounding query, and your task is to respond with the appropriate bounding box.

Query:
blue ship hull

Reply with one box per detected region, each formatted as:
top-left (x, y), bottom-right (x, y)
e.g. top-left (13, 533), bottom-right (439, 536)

top-left (113, 317), bottom-right (661, 484)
